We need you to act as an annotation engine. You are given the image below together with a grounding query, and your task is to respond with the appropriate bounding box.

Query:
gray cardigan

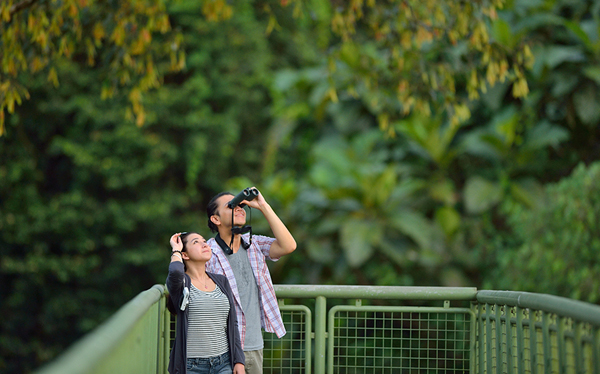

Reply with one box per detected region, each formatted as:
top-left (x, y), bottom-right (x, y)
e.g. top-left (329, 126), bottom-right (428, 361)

top-left (166, 261), bottom-right (244, 374)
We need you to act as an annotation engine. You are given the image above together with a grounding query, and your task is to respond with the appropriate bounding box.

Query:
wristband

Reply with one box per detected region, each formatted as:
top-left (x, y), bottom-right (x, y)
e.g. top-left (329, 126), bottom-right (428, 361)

top-left (171, 253), bottom-right (182, 260)
top-left (172, 250), bottom-right (182, 255)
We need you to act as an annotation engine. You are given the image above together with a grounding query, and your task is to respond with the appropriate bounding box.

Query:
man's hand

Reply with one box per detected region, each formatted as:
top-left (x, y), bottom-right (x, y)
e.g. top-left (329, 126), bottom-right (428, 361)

top-left (241, 186), bottom-right (267, 211)
top-left (233, 363), bottom-right (245, 374)
top-left (242, 188), bottom-right (297, 259)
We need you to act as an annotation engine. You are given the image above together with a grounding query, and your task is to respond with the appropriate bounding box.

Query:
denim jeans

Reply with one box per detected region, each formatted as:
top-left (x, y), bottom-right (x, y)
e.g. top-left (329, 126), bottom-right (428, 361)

top-left (186, 351), bottom-right (232, 374)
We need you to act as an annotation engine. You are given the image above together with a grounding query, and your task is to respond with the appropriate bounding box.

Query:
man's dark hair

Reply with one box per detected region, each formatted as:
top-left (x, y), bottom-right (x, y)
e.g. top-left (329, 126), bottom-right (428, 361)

top-left (207, 192), bottom-right (233, 233)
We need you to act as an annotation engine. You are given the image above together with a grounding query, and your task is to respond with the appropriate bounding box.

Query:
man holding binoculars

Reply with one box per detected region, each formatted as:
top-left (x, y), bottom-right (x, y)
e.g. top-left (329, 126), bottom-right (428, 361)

top-left (205, 187), bottom-right (297, 374)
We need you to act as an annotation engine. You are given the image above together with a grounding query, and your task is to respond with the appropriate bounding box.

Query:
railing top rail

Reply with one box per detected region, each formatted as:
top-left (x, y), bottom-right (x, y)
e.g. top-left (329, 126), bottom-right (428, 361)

top-left (34, 284), bottom-right (166, 374)
top-left (274, 285), bottom-right (478, 300)
top-left (477, 290), bottom-right (600, 326)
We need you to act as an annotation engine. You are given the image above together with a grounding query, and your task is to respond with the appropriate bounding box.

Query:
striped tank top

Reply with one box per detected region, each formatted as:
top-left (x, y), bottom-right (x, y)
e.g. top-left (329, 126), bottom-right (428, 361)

top-left (186, 282), bottom-right (230, 358)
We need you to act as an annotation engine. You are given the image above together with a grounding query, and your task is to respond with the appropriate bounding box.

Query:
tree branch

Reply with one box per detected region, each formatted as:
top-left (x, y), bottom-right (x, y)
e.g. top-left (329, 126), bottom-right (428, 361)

top-left (10, 0), bottom-right (39, 17)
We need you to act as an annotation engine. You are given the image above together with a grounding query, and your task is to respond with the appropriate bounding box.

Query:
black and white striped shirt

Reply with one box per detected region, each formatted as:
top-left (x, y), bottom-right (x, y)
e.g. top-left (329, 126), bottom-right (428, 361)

top-left (186, 283), bottom-right (230, 358)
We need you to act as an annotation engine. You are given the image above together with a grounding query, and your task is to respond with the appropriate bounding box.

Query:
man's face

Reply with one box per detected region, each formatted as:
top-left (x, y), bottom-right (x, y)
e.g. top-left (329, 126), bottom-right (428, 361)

top-left (214, 193), bottom-right (247, 229)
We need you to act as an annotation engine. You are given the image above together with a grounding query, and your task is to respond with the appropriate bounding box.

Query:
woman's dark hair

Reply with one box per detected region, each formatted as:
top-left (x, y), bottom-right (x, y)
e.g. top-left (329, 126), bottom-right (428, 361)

top-left (179, 232), bottom-right (193, 252)
top-left (206, 192), bottom-right (233, 233)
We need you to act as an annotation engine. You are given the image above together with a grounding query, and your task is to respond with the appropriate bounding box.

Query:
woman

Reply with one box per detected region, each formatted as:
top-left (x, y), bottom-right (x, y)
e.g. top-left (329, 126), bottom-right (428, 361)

top-left (167, 232), bottom-right (245, 374)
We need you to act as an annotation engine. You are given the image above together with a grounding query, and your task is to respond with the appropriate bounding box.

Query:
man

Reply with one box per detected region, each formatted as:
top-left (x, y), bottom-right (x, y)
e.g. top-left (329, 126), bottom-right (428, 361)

top-left (205, 188), bottom-right (297, 374)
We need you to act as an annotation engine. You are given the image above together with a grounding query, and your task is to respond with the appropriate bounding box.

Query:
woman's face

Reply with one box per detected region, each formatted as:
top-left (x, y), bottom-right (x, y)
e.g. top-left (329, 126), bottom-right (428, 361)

top-left (183, 233), bottom-right (212, 262)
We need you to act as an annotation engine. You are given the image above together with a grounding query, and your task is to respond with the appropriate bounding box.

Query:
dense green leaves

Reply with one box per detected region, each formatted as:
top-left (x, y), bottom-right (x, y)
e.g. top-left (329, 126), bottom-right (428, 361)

top-left (488, 161), bottom-right (600, 303)
top-left (3, 0), bottom-right (600, 373)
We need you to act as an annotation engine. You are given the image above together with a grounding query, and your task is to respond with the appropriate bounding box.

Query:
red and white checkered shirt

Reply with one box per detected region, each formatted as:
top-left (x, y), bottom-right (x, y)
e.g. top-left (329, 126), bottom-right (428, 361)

top-left (206, 233), bottom-right (286, 349)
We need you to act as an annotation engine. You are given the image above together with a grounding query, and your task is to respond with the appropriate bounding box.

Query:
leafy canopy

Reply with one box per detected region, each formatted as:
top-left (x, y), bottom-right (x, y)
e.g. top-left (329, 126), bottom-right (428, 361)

top-left (0, 0), bottom-right (188, 135)
top-left (274, 0), bottom-right (533, 134)
top-left (1, 0), bottom-right (533, 136)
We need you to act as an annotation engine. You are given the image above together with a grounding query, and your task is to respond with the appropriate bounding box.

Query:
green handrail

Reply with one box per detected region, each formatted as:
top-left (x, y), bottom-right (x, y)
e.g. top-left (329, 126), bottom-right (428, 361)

top-left (274, 284), bottom-right (478, 300)
top-left (33, 284), bottom-right (600, 374)
top-left (474, 290), bottom-right (600, 374)
top-left (34, 284), bottom-right (167, 374)
top-left (476, 290), bottom-right (600, 326)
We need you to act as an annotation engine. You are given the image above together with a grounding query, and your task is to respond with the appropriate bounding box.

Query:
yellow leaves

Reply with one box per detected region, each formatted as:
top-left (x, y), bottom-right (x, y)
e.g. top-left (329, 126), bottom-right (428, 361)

top-left (85, 38), bottom-right (96, 66)
top-left (327, 87), bottom-right (339, 103)
top-left (68, 2), bottom-right (78, 17)
top-left (0, 110), bottom-right (4, 136)
top-left (400, 32), bottom-right (412, 49)
top-left (202, 0), bottom-right (233, 22)
top-left (265, 14), bottom-right (280, 36)
top-left (469, 23), bottom-right (489, 50)
top-left (331, 11), bottom-right (344, 32)
top-left (93, 23), bottom-right (105, 42)
top-left (169, 49), bottom-right (186, 72)
top-left (1, 2), bottom-right (11, 22)
top-left (35, 30), bottom-right (49, 50)
top-left (493, 0), bottom-right (506, 10)
top-left (378, 113), bottom-right (389, 131)
top-left (175, 50), bottom-right (186, 71)
top-left (27, 12), bottom-right (36, 31)
top-left (131, 29), bottom-right (152, 55)
top-left (512, 69), bottom-right (529, 98)
top-left (484, 6), bottom-right (498, 20)
top-left (110, 23), bottom-right (126, 46)
top-left (450, 103), bottom-right (470, 127)
top-left (520, 44), bottom-right (535, 69)
top-left (468, 69), bottom-right (479, 100)
top-left (415, 26), bottom-right (433, 46)
top-left (377, 113), bottom-right (396, 138)
top-left (128, 88), bottom-right (146, 127)
top-left (402, 97), bottom-right (415, 115)
top-left (156, 14), bottom-right (171, 34)
top-left (101, 84), bottom-right (115, 100)
top-left (486, 61), bottom-right (499, 86)
top-left (0, 79), bottom-right (31, 134)
top-left (1, 0), bottom-right (187, 134)
top-left (47, 67), bottom-right (59, 87)
top-left (58, 37), bottom-right (74, 58)
top-left (433, 7), bottom-right (446, 24)
top-left (30, 56), bottom-right (47, 73)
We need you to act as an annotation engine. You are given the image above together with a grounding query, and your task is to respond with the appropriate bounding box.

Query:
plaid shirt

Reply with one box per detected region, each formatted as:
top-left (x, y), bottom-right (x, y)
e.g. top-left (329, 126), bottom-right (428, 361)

top-left (206, 233), bottom-right (286, 349)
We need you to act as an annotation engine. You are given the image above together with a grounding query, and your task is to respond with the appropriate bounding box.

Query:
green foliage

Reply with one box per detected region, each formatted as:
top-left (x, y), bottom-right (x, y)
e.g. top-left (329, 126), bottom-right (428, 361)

top-left (0, 0), bottom-right (186, 133)
top-left (275, 0), bottom-right (534, 130)
top-left (0, 2), bottom-right (283, 372)
top-left (3, 0), bottom-right (600, 373)
top-left (486, 162), bottom-right (600, 303)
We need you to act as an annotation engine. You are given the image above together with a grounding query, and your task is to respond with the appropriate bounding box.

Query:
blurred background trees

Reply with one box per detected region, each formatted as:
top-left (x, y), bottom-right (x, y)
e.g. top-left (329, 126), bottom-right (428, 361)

top-left (1, 0), bottom-right (600, 373)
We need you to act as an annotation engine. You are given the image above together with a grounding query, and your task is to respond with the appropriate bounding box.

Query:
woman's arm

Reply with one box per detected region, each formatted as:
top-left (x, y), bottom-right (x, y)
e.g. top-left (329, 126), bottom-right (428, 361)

top-left (166, 233), bottom-right (186, 303)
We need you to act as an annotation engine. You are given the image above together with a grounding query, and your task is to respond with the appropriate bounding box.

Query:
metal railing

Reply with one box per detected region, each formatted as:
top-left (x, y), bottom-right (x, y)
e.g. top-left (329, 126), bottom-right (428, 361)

top-left (474, 290), bottom-right (600, 374)
top-left (34, 285), bottom-right (600, 374)
top-left (35, 284), bottom-right (170, 374)
top-left (269, 285), bottom-right (477, 374)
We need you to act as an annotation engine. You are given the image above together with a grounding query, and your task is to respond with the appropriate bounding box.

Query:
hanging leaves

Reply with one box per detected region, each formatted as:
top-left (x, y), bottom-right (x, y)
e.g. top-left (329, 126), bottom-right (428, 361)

top-left (0, 0), bottom-right (184, 135)
top-left (280, 0), bottom-right (533, 132)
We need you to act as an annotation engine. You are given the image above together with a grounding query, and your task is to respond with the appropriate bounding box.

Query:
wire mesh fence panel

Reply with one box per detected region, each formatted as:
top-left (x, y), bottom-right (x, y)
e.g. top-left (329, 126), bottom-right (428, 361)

top-left (328, 307), bottom-right (473, 374)
top-left (474, 303), bottom-right (600, 374)
top-left (263, 305), bottom-right (311, 374)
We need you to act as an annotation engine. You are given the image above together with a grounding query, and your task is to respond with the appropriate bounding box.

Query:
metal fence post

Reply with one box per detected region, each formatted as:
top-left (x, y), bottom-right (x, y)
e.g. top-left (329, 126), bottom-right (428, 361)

top-left (314, 295), bottom-right (327, 374)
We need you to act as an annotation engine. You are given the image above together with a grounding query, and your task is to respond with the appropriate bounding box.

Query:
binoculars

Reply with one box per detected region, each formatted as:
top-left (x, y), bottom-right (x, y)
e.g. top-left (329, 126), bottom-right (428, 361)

top-left (227, 187), bottom-right (259, 208)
